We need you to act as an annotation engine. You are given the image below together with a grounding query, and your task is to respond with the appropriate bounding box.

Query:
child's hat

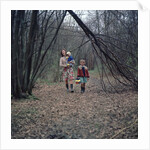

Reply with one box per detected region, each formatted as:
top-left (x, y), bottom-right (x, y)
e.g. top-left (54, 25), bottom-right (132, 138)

top-left (66, 51), bottom-right (71, 56)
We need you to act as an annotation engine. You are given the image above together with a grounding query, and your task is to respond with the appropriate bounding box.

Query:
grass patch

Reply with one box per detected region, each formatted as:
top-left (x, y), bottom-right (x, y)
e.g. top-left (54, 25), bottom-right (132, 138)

top-left (37, 78), bottom-right (61, 86)
top-left (14, 94), bottom-right (40, 102)
top-left (89, 68), bottom-right (100, 78)
top-left (28, 94), bottom-right (40, 100)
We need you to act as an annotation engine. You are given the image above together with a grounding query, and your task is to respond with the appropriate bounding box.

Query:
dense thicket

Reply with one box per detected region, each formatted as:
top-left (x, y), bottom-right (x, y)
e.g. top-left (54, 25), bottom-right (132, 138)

top-left (11, 10), bottom-right (138, 98)
top-left (11, 10), bottom-right (67, 98)
top-left (68, 10), bottom-right (138, 92)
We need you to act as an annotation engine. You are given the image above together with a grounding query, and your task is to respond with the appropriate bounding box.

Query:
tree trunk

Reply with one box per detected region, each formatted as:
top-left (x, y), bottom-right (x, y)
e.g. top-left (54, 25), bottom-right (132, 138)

top-left (24, 10), bottom-right (38, 94)
top-left (11, 10), bottom-right (23, 98)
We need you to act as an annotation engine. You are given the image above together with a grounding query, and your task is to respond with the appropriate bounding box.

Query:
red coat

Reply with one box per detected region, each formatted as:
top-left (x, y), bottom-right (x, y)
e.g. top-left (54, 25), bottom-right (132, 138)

top-left (77, 65), bottom-right (89, 78)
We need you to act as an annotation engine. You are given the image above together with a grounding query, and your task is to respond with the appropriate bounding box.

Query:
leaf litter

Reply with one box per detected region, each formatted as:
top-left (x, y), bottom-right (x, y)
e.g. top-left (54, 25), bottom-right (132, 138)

top-left (11, 76), bottom-right (138, 139)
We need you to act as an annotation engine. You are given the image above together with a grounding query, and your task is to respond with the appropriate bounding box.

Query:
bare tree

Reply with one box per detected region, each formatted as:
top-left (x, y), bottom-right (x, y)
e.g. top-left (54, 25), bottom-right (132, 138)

top-left (11, 10), bottom-right (67, 98)
top-left (11, 10), bottom-right (138, 98)
top-left (67, 10), bottom-right (138, 91)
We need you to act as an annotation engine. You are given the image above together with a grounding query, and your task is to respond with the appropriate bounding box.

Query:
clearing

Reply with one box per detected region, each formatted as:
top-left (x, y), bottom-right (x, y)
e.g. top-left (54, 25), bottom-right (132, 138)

top-left (11, 74), bottom-right (138, 139)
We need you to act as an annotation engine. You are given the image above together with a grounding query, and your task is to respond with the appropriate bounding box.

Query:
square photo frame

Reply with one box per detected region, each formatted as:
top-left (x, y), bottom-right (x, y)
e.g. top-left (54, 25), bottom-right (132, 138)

top-left (0, 0), bottom-right (149, 150)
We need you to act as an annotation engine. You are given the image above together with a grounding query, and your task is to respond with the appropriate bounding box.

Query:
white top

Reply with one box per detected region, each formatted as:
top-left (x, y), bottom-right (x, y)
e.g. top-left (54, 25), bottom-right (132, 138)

top-left (59, 56), bottom-right (67, 67)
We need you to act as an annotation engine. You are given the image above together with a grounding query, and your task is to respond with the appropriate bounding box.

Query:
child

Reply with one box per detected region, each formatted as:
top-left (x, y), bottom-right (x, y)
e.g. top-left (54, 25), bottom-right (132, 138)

top-left (65, 51), bottom-right (75, 92)
top-left (66, 51), bottom-right (74, 67)
top-left (77, 59), bottom-right (90, 93)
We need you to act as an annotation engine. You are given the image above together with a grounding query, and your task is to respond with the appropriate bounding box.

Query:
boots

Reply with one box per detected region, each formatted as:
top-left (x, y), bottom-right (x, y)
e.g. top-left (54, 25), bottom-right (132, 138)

top-left (66, 84), bottom-right (74, 93)
top-left (66, 84), bottom-right (69, 92)
top-left (70, 84), bottom-right (74, 93)
top-left (81, 87), bottom-right (84, 93)
top-left (81, 84), bottom-right (85, 93)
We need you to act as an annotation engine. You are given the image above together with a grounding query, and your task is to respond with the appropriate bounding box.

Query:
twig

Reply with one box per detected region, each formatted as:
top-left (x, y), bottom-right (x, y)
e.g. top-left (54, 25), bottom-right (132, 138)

top-left (110, 119), bottom-right (138, 139)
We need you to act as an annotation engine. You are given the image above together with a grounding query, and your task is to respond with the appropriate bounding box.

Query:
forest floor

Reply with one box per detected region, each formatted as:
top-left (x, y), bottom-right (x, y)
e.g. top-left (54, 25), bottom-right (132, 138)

top-left (11, 73), bottom-right (138, 139)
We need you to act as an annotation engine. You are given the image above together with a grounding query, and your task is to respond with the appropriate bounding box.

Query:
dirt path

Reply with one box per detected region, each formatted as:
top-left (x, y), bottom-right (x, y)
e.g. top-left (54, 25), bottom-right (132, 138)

top-left (11, 76), bottom-right (138, 139)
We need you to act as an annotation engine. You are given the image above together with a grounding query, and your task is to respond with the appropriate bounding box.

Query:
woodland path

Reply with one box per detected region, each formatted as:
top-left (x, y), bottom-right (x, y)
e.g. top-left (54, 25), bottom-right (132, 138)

top-left (11, 75), bottom-right (138, 139)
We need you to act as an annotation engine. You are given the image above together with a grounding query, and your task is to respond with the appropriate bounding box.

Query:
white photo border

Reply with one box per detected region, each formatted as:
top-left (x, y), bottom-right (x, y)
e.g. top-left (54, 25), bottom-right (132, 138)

top-left (0, 0), bottom-right (149, 150)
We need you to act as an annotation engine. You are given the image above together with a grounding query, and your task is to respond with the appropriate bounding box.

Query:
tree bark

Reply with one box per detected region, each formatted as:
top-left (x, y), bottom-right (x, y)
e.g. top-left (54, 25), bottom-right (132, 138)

top-left (23, 10), bottom-right (38, 94)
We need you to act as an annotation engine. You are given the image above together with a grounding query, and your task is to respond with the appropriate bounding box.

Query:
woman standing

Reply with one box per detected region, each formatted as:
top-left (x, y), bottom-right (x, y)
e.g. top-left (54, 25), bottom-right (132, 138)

top-left (59, 49), bottom-right (75, 93)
